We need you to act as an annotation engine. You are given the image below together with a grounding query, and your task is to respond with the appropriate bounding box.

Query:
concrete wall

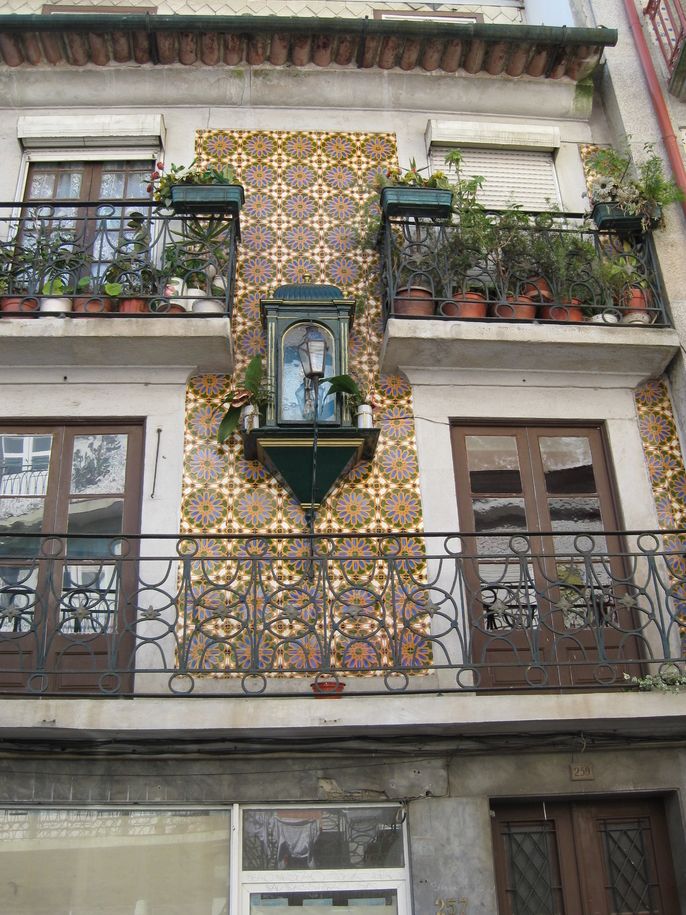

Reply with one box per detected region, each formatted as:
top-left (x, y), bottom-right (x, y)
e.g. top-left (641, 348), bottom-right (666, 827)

top-left (0, 746), bottom-right (683, 914)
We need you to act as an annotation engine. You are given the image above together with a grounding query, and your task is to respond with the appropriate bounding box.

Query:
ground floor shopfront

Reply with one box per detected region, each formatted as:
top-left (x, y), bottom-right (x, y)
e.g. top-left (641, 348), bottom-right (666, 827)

top-left (0, 741), bottom-right (684, 914)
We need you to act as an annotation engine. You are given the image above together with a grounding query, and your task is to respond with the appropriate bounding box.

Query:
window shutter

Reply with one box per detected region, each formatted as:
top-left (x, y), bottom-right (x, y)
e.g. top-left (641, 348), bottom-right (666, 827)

top-left (430, 146), bottom-right (560, 210)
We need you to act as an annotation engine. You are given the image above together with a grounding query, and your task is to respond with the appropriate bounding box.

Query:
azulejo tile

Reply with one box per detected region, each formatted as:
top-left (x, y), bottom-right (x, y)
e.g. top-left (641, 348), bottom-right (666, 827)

top-left (180, 129), bottom-right (432, 674)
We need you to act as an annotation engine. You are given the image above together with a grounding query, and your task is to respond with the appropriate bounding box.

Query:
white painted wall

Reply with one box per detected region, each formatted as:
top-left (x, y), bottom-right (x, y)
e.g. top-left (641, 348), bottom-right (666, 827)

top-left (0, 366), bottom-right (189, 539)
top-left (524, 0), bottom-right (575, 26)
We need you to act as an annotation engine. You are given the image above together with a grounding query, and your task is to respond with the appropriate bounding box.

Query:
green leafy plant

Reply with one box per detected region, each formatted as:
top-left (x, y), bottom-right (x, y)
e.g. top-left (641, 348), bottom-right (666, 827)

top-left (375, 157), bottom-right (454, 190)
top-left (526, 214), bottom-right (597, 304)
top-left (323, 374), bottom-right (375, 410)
top-left (623, 666), bottom-right (686, 694)
top-left (586, 143), bottom-right (684, 228)
top-left (217, 357), bottom-right (271, 442)
top-left (103, 212), bottom-right (160, 296)
top-left (150, 160), bottom-right (239, 208)
top-left (21, 227), bottom-right (92, 295)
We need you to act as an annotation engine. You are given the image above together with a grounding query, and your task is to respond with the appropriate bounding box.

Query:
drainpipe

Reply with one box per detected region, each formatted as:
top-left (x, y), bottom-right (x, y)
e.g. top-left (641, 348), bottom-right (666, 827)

top-left (622, 0), bottom-right (686, 220)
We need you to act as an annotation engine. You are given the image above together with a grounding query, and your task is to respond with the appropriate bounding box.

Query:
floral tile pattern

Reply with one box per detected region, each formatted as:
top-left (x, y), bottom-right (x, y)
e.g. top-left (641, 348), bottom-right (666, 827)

top-left (180, 130), bottom-right (428, 674)
top-left (635, 379), bottom-right (686, 651)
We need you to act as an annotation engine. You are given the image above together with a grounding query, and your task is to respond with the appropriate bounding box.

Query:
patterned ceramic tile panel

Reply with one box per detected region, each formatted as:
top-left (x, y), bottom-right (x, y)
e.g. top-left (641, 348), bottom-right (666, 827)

top-left (180, 130), bottom-right (428, 673)
top-left (635, 378), bottom-right (686, 650)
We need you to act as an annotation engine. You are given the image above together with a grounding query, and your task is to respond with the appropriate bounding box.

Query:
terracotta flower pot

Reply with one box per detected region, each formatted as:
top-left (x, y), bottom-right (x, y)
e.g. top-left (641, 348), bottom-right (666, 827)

top-left (621, 286), bottom-right (653, 325)
top-left (539, 299), bottom-right (584, 323)
top-left (118, 297), bottom-right (148, 314)
top-left (0, 296), bottom-right (38, 315)
top-left (522, 277), bottom-right (554, 303)
top-left (491, 295), bottom-right (536, 321)
top-left (310, 678), bottom-right (346, 698)
top-left (441, 291), bottom-right (488, 319)
top-left (392, 286), bottom-right (435, 316)
top-left (73, 296), bottom-right (114, 313)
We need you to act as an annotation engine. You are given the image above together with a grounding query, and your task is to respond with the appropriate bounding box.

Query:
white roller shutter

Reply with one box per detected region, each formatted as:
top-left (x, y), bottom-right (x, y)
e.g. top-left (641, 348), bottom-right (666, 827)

top-left (429, 145), bottom-right (561, 210)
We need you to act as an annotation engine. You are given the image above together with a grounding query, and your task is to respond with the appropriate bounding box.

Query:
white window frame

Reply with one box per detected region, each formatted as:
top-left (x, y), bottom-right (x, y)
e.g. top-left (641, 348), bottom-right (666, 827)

top-left (238, 803), bottom-right (411, 915)
top-left (15, 147), bottom-right (160, 208)
top-left (426, 119), bottom-right (563, 211)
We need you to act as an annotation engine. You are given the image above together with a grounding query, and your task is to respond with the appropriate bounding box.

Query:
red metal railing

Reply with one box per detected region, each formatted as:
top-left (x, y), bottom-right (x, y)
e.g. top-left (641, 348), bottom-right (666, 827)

top-left (645, 0), bottom-right (686, 71)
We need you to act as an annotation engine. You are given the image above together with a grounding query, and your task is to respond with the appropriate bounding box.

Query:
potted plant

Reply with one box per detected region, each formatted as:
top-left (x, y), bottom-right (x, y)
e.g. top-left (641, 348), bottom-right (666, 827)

top-left (72, 276), bottom-right (120, 313)
top-left (310, 675), bottom-right (346, 697)
top-left (0, 243), bottom-right (38, 315)
top-left (217, 357), bottom-right (272, 442)
top-left (527, 217), bottom-right (596, 322)
top-left (150, 160), bottom-right (244, 216)
top-left (162, 220), bottom-right (230, 314)
top-left (487, 207), bottom-right (537, 320)
top-left (103, 212), bottom-right (160, 313)
top-left (323, 373), bottom-right (375, 428)
top-left (586, 143), bottom-right (684, 232)
top-left (17, 227), bottom-right (91, 314)
top-left (377, 157), bottom-right (454, 219)
top-left (439, 153), bottom-right (494, 319)
top-left (40, 277), bottom-right (73, 313)
top-left (590, 253), bottom-right (653, 325)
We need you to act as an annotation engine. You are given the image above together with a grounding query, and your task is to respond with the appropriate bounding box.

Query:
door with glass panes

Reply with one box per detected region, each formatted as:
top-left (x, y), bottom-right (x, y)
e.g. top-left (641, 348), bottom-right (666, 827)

top-left (492, 799), bottom-right (680, 915)
top-left (22, 160), bottom-right (152, 290)
top-left (451, 425), bottom-right (640, 689)
top-left (0, 424), bottom-right (142, 692)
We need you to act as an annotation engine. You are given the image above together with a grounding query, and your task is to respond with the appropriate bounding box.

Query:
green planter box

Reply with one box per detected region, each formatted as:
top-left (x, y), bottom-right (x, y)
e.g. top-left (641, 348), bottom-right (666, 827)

top-left (170, 184), bottom-right (245, 216)
top-left (380, 186), bottom-right (453, 219)
top-left (591, 202), bottom-right (660, 233)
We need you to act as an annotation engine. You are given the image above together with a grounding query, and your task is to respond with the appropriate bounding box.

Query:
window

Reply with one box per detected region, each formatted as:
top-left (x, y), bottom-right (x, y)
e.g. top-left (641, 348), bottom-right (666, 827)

top-left (429, 145), bottom-right (561, 209)
top-left (0, 423), bottom-right (143, 691)
top-left (426, 119), bottom-right (561, 210)
top-left (0, 808), bottom-right (230, 915)
top-left (0, 804), bottom-right (409, 914)
top-left (450, 425), bottom-right (640, 688)
top-left (492, 798), bottom-right (680, 915)
top-left (22, 159), bottom-right (152, 277)
top-left (374, 10), bottom-right (481, 23)
top-left (241, 805), bottom-right (409, 915)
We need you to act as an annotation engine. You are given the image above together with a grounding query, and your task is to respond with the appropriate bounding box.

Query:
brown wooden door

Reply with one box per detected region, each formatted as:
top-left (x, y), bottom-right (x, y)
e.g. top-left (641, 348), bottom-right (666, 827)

top-left (492, 798), bottom-right (680, 915)
top-left (0, 424), bottom-right (143, 693)
top-left (451, 425), bottom-right (639, 689)
top-left (21, 160), bottom-right (153, 288)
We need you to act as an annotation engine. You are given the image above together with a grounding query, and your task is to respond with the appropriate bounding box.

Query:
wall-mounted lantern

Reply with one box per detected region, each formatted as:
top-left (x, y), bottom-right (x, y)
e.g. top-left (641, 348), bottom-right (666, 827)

top-left (242, 282), bottom-right (378, 511)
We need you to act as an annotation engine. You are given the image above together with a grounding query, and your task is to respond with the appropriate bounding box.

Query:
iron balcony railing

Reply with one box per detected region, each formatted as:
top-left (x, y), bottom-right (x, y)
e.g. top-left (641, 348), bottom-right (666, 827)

top-left (0, 200), bottom-right (239, 317)
top-left (379, 210), bottom-right (670, 327)
top-left (645, 0), bottom-right (686, 72)
top-left (0, 531), bottom-right (683, 696)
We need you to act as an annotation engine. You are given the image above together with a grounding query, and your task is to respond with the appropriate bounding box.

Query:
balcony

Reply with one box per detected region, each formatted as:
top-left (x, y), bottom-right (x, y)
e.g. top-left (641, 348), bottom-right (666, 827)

top-left (0, 200), bottom-right (238, 372)
top-left (0, 531), bottom-right (683, 698)
top-left (378, 210), bottom-right (679, 378)
top-left (645, 0), bottom-right (686, 98)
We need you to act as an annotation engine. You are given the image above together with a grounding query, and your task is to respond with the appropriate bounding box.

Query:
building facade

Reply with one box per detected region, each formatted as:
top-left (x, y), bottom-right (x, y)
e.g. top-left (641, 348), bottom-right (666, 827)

top-left (0, 0), bottom-right (685, 913)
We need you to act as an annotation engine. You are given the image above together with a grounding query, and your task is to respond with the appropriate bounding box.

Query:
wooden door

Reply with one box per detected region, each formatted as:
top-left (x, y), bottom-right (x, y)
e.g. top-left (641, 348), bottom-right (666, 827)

top-left (492, 798), bottom-right (680, 915)
top-left (451, 425), bottom-right (639, 689)
top-left (0, 424), bottom-right (143, 693)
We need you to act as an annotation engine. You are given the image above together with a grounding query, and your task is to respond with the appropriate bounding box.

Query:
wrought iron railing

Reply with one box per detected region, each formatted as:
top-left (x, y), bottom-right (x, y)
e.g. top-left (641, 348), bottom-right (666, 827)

top-left (0, 200), bottom-right (238, 317)
top-left (0, 531), bottom-right (683, 696)
top-left (379, 211), bottom-right (670, 327)
top-left (645, 0), bottom-right (686, 72)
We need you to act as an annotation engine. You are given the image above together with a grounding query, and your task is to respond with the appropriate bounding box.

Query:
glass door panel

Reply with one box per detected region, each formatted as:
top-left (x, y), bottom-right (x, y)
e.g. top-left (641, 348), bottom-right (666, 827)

top-left (250, 890), bottom-right (398, 913)
top-left (0, 423), bottom-right (142, 693)
top-left (452, 425), bottom-right (626, 687)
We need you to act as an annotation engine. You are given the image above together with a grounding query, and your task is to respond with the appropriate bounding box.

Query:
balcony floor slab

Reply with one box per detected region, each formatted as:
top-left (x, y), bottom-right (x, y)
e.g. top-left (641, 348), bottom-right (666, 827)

top-left (0, 316), bottom-right (233, 372)
top-left (0, 692), bottom-right (684, 743)
top-left (380, 318), bottom-right (680, 384)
